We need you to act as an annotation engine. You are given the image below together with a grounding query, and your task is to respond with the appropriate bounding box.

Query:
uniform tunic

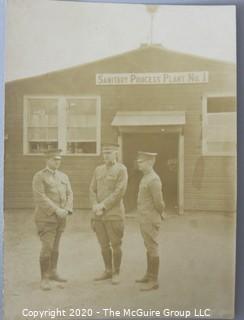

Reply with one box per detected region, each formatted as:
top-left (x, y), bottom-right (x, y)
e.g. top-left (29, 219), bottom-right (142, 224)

top-left (33, 167), bottom-right (73, 223)
top-left (137, 169), bottom-right (165, 256)
top-left (32, 167), bottom-right (73, 256)
top-left (89, 162), bottom-right (128, 220)
top-left (89, 162), bottom-right (128, 252)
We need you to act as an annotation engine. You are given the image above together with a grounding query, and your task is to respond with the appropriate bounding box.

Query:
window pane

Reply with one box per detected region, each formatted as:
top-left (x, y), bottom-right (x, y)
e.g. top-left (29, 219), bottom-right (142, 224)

top-left (204, 96), bottom-right (236, 156)
top-left (28, 127), bottom-right (58, 141)
top-left (66, 98), bottom-right (97, 154)
top-left (208, 112), bottom-right (236, 126)
top-left (26, 98), bottom-right (58, 153)
top-left (67, 127), bottom-right (96, 141)
top-left (67, 99), bottom-right (96, 127)
top-left (67, 142), bottom-right (96, 154)
top-left (207, 113), bottom-right (236, 142)
top-left (28, 98), bottom-right (58, 126)
top-left (207, 142), bottom-right (236, 154)
top-left (29, 142), bottom-right (58, 154)
top-left (207, 97), bottom-right (236, 113)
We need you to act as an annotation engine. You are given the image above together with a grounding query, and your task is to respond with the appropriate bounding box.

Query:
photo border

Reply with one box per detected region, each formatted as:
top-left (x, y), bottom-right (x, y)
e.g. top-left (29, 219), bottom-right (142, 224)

top-left (0, 0), bottom-right (243, 319)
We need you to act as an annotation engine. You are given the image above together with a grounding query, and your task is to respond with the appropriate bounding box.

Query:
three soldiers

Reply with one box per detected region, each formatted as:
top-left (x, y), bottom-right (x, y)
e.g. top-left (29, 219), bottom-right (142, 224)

top-left (89, 144), bottom-right (128, 285)
top-left (32, 149), bottom-right (73, 290)
top-left (32, 146), bottom-right (164, 292)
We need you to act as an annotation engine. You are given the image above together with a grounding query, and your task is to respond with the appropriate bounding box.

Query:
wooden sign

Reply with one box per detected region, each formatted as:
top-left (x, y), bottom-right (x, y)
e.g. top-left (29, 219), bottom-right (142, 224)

top-left (96, 71), bottom-right (208, 85)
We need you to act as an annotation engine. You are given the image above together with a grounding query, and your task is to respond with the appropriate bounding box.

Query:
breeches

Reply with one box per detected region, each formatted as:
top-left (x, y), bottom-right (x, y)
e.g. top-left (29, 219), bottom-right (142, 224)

top-left (94, 220), bottom-right (124, 254)
top-left (36, 219), bottom-right (66, 258)
top-left (140, 222), bottom-right (160, 257)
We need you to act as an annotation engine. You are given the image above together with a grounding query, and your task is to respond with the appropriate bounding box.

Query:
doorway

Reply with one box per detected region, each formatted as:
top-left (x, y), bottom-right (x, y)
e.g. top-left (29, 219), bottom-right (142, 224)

top-left (122, 132), bottom-right (179, 214)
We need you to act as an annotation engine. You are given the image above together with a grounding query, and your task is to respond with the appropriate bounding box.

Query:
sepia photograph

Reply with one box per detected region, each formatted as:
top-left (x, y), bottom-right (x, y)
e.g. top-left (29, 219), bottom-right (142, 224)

top-left (4, 1), bottom-right (236, 319)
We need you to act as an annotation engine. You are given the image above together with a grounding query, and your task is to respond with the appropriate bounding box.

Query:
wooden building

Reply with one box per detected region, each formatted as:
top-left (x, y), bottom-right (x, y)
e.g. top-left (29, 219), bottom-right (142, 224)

top-left (4, 45), bottom-right (236, 213)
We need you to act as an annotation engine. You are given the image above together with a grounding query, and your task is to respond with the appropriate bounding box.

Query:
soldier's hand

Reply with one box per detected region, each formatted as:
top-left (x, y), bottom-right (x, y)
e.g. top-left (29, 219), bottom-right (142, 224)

top-left (56, 208), bottom-right (68, 218)
top-left (161, 211), bottom-right (167, 220)
top-left (95, 209), bottom-right (104, 216)
top-left (96, 203), bottom-right (105, 211)
top-left (92, 203), bottom-right (105, 215)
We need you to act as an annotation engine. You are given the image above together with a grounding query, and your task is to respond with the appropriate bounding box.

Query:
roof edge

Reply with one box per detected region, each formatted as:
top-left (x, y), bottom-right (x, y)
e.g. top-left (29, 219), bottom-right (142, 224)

top-left (6, 44), bottom-right (236, 85)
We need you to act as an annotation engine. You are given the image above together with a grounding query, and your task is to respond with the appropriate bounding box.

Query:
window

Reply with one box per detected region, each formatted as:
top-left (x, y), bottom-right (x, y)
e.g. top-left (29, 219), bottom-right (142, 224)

top-left (202, 95), bottom-right (236, 156)
top-left (24, 96), bottom-right (101, 155)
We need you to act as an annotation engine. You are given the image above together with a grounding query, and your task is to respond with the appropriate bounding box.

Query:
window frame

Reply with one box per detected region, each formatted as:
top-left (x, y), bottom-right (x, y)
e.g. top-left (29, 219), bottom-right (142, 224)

top-left (23, 95), bottom-right (101, 156)
top-left (202, 93), bottom-right (236, 157)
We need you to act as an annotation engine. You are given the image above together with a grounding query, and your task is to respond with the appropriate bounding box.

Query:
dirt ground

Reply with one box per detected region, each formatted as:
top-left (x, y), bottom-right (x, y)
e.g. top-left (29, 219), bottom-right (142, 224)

top-left (3, 210), bottom-right (236, 320)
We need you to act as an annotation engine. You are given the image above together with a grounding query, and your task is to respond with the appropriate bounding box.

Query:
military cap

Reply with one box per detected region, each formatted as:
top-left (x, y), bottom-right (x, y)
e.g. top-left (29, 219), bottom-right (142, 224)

top-left (44, 149), bottom-right (62, 159)
top-left (102, 143), bottom-right (120, 153)
top-left (137, 151), bottom-right (158, 162)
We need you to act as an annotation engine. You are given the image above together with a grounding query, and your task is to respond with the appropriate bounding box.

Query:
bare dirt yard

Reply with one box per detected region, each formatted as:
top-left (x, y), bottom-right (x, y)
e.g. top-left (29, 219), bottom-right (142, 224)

top-left (4, 210), bottom-right (235, 320)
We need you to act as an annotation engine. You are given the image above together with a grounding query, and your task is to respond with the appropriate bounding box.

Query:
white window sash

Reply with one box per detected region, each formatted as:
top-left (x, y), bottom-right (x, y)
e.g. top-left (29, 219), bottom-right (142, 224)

top-left (202, 94), bottom-right (236, 157)
top-left (58, 97), bottom-right (67, 153)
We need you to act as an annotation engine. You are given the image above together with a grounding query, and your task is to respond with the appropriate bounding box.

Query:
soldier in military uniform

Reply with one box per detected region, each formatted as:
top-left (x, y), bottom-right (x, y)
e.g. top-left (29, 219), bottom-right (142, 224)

top-left (32, 149), bottom-right (73, 291)
top-left (89, 144), bottom-right (128, 285)
top-left (136, 151), bottom-right (165, 291)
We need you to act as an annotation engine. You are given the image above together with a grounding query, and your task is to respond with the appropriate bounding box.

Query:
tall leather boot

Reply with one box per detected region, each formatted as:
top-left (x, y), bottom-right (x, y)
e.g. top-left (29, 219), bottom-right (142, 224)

top-left (49, 251), bottom-right (67, 282)
top-left (40, 256), bottom-right (51, 291)
top-left (94, 248), bottom-right (112, 281)
top-left (135, 252), bottom-right (150, 283)
top-left (112, 250), bottom-right (122, 285)
top-left (140, 256), bottom-right (159, 291)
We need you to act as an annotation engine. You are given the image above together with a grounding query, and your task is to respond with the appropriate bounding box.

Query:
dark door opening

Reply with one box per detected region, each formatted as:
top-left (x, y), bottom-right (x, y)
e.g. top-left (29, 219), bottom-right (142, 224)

top-left (122, 132), bottom-right (178, 214)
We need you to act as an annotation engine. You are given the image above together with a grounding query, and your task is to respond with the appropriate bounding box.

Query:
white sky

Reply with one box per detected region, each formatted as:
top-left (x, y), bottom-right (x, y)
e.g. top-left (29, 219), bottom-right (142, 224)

top-left (5, 0), bottom-right (236, 81)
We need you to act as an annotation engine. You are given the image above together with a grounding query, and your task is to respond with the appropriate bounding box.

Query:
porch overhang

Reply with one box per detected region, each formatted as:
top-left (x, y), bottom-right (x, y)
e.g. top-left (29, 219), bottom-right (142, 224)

top-left (111, 111), bottom-right (186, 133)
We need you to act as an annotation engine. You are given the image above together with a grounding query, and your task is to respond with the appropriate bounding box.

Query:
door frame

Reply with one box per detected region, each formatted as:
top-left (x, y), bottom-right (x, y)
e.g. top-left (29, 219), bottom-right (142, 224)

top-left (116, 126), bottom-right (184, 215)
top-left (178, 130), bottom-right (184, 214)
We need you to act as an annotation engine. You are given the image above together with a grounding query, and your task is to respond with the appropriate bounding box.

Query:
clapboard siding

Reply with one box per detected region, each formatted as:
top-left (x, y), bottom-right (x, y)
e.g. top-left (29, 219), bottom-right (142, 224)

top-left (5, 46), bottom-right (236, 211)
top-left (185, 199), bottom-right (236, 212)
